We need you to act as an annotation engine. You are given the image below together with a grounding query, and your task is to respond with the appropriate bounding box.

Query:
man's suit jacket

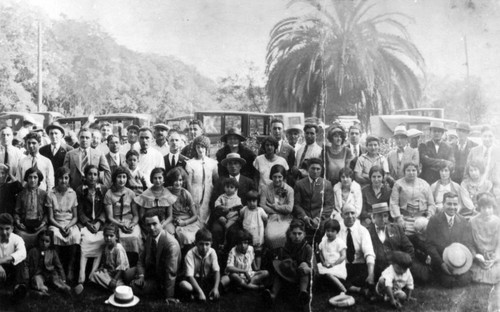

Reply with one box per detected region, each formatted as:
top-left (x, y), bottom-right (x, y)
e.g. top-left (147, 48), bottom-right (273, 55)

top-left (293, 177), bottom-right (334, 221)
top-left (259, 139), bottom-right (296, 170)
top-left (387, 146), bottom-right (419, 180)
top-left (452, 139), bottom-right (477, 183)
top-left (347, 144), bottom-right (367, 170)
top-left (368, 223), bottom-right (414, 276)
top-left (105, 152), bottom-right (127, 175)
top-left (425, 211), bottom-right (473, 269)
top-left (64, 148), bottom-right (111, 190)
top-left (136, 231), bottom-right (181, 299)
top-left (163, 153), bottom-right (188, 174)
top-left (209, 174), bottom-right (256, 214)
top-left (419, 140), bottom-right (455, 184)
top-left (39, 143), bottom-right (74, 173)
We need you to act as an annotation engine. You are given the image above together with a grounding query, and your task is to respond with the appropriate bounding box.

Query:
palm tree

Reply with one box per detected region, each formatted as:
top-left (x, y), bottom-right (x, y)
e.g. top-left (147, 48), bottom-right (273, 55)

top-left (266, 0), bottom-right (425, 128)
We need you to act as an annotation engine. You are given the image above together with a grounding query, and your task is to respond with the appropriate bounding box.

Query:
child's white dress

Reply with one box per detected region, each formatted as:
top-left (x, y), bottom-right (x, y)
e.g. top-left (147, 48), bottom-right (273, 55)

top-left (317, 235), bottom-right (347, 279)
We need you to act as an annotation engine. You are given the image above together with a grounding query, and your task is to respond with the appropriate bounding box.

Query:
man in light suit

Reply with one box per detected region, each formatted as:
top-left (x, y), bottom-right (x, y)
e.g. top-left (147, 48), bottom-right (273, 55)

top-left (387, 126), bottom-right (419, 181)
top-left (451, 122), bottom-right (477, 184)
top-left (104, 134), bottom-right (126, 176)
top-left (63, 128), bottom-right (111, 190)
top-left (0, 127), bottom-right (24, 179)
top-left (419, 121), bottom-right (455, 184)
top-left (39, 122), bottom-right (73, 174)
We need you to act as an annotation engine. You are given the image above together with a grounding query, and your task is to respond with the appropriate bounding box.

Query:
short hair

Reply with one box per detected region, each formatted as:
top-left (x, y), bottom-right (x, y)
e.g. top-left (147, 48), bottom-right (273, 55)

top-left (339, 166), bottom-right (354, 181)
top-left (193, 135), bottom-right (211, 149)
top-left (78, 127), bottom-right (91, 137)
top-left (270, 118), bottom-right (284, 127)
top-left (286, 219), bottom-right (306, 237)
top-left (246, 190), bottom-right (259, 202)
top-left (165, 167), bottom-right (187, 187)
top-left (269, 164), bottom-right (287, 180)
top-left (138, 127), bottom-right (153, 135)
top-left (24, 167), bottom-right (44, 184)
top-left (437, 161), bottom-right (454, 172)
top-left (55, 167), bottom-right (71, 182)
top-left (261, 136), bottom-right (279, 150)
top-left (195, 228), bottom-right (213, 242)
top-left (106, 134), bottom-right (120, 143)
top-left (368, 165), bottom-right (385, 180)
top-left (303, 124), bottom-right (318, 133)
top-left (84, 164), bottom-right (99, 177)
top-left (390, 251), bottom-right (412, 270)
top-left (235, 229), bottom-right (253, 245)
top-left (112, 166), bottom-right (130, 184)
top-left (223, 177), bottom-right (239, 190)
top-left (0, 126), bottom-right (12, 132)
top-left (150, 167), bottom-right (166, 184)
top-left (466, 160), bottom-right (485, 175)
top-left (37, 230), bottom-right (54, 249)
top-left (403, 162), bottom-right (419, 173)
top-left (0, 213), bottom-right (14, 225)
top-left (365, 135), bottom-right (380, 145)
top-left (348, 124), bottom-right (361, 134)
top-left (168, 129), bottom-right (180, 138)
top-left (24, 131), bottom-right (41, 144)
top-left (476, 192), bottom-right (496, 211)
top-left (102, 223), bottom-right (120, 241)
top-left (188, 119), bottom-right (204, 129)
top-left (144, 210), bottom-right (164, 222)
top-left (308, 157), bottom-right (323, 169)
top-left (443, 192), bottom-right (458, 203)
top-left (125, 149), bottom-right (139, 160)
top-left (323, 219), bottom-right (341, 233)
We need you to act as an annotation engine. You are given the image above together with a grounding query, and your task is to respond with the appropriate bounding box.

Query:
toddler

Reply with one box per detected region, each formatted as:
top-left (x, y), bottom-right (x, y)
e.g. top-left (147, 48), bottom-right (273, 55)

top-left (375, 251), bottom-right (415, 308)
top-left (317, 219), bottom-right (347, 294)
top-left (239, 190), bottom-right (267, 269)
top-left (214, 178), bottom-right (242, 229)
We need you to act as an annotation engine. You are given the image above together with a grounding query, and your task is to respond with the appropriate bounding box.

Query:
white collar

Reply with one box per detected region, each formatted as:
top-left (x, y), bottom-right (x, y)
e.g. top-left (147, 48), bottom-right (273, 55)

top-left (229, 174), bottom-right (240, 181)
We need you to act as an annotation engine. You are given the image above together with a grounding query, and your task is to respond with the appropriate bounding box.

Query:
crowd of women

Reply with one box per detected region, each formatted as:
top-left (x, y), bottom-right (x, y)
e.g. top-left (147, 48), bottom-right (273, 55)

top-left (0, 117), bottom-right (499, 310)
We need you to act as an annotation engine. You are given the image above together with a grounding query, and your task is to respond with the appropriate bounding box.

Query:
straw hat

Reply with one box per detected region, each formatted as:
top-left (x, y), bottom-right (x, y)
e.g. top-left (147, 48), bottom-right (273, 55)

top-left (220, 153), bottom-right (246, 167)
top-left (456, 122), bottom-right (471, 133)
top-left (429, 121), bottom-right (446, 131)
top-left (372, 202), bottom-right (389, 214)
top-left (105, 286), bottom-right (139, 307)
top-left (443, 243), bottom-right (473, 275)
top-left (273, 259), bottom-right (298, 283)
top-left (413, 216), bottom-right (429, 233)
top-left (393, 125), bottom-right (408, 137)
top-left (407, 129), bottom-right (423, 138)
top-left (285, 124), bottom-right (304, 135)
top-left (328, 292), bottom-right (355, 307)
top-left (447, 129), bottom-right (458, 138)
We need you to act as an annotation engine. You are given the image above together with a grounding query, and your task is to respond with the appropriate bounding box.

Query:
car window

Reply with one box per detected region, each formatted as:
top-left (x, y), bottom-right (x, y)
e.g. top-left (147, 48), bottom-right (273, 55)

top-left (249, 116), bottom-right (265, 136)
top-left (225, 115), bottom-right (242, 132)
top-left (203, 115), bottom-right (222, 135)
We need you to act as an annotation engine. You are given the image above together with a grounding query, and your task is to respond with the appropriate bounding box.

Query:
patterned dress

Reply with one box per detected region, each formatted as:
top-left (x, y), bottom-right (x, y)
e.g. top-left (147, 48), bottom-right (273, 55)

top-left (165, 187), bottom-right (200, 247)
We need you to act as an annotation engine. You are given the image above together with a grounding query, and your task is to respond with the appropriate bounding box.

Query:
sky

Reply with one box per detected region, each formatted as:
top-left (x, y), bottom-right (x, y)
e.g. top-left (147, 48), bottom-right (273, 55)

top-left (13, 0), bottom-right (500, 100)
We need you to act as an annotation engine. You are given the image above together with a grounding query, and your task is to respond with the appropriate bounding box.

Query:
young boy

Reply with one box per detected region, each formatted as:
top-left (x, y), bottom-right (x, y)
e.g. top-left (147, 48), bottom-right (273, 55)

top-left (375, 251), bottom-right (415, 308)
top-left (179, 228), bottom-right (221, 301)
top-left (214, 178), bottom-right (243, 230)
top-left (354, 136), bottom-right (390, 187)
top-left (125, 150), bottom-right (147, 195)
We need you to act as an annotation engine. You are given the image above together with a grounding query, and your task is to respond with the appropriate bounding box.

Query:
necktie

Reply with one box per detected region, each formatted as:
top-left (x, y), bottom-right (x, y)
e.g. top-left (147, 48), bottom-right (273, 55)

top-left (299, 144), bottom-right (309, 168)
top-left (353, 146), bottom-right (358, 156)
top-left (171, 154), bottom-right (176, 167)
top-left (52, 145), bottom-right (57, 156)
top-left (346, 228), bottom-right (355, 263)
top-left (81, 149), bottom-right (88, 172)
top-left (149, 238), bottom-right (157, 269)
top-left (141, 148), bottom-right (148, 154)
top-left (32, 156), bottom-right (38, 170)
top-left (448, 217), bottom-right (454, 229)
top-left (3, 147), bottom-right (8, 165)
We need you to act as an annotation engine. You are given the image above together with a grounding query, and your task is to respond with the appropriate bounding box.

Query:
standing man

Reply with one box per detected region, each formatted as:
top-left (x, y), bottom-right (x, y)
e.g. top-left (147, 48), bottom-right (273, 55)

top-left (164, 130), bottom-right (188, 174)
top-left (181, 120), bottom-right (204, 159)
top-left (152, 124), bottom-right (170, 156)
top-left (295, 124), bottom-right (322, 178)
top-left (105, 134), bottom-right (126, 175)
top-left (285, 125), bottom-right (303, 151)
top-left (137, 127), bottom-right (165, 188)
top-left (419, 121), bottom-right (455, 184)
top-left (347, 124), bottom-right (366, 170)
top-left (387, 126), bottom-right (419, 181)
top-left (94, 124), bottom-right (110, 155)
top-left (452, 122), bottom-right (477, 184)
top-left (39, 122), bottom-right (73, 173)
top-left (17, 132), bottom-right (54, 192)
top-left (259, 119), bottom-right (296, 170)
top-left (64, 128), bottom-right (111, 190)
top-left (120, 125), bottom-right (141, 153)
top-left (0, 127), bottom-right (24, 179)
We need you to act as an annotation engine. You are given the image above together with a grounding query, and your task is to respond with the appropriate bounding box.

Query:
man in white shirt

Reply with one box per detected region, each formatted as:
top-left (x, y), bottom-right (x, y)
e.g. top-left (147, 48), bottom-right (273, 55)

top-left (0, 127), bottom-right (24, 179)
top-left (120, 125), bottom-right (141, 153)
top-left (93, 127), bottom-right (110, 155)
top-left (338, 203), bottom-right (375, 294)
top-left (105, 134), bottom-right (126, 175)
top-left (0, 213), bottom-right (28, 302)
top-left (164, 130), bottom-right (188, 173)
top-left (137, 127), bottom-right (165, 187)
top-left (152, 124), bottom-right (170, 156)
top-left (295, 124), bottom-right (323, 177)
top-left (387, 126), bottom-right (419, 181)
top-left (39, 122), bottom-right (74, 174)
top-left (17, 132), bottom-right (54, 191)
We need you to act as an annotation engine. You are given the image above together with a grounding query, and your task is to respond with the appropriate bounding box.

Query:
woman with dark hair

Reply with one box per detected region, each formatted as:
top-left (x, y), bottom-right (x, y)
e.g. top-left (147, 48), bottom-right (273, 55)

top-left (14, 167), bottom-right (47, 249)
top-left (134, 167), bottom-right (177, 235)
top-left (461, 160), bottom-right (493, 207)
top-left (104, 166), bottom-right (142, 259)
top-left (253, 137), bottom-right (289, 191)
top-left (185, 135), bottom-right (219, 225)
top-left (260, 164), bottom-right (294, 249)
top-left (333, 167), bottom-right (362, 219)
top-left (215, 128), bottom-right (256, 178)
top-left (361, 166), bottom-right (392, 227)
top-left (322, 124), bottom-right (354, 185)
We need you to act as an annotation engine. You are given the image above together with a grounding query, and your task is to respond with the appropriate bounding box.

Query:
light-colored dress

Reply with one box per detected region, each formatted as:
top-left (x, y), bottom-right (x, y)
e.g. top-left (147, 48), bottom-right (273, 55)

top-left (46, 188), bottom-right (81, 246)
top-left (134, 187), bottom-right (177, 235)
top-left (260, 182), bottom-right (294, 249)
top-left (166, 187), bottom-right (200, 247)
top-left (470, 214), bottom-right (500, 284)
top-left (240, 206), bottom-right (267, 249)
top-left (317, 235), bottom-right (347, 279)
top-left (104, 187), bottom-right (142, 254)
top-left (14, 188), bottom-right (47, 250)
top-left (89, 243), bottom-right (129, 289)
top-left (185, 157), bottom-right (218, 225)
top-left (253, 155), bottom-right (289, 191)
top-left (461, 178), bottom-right (493, 207)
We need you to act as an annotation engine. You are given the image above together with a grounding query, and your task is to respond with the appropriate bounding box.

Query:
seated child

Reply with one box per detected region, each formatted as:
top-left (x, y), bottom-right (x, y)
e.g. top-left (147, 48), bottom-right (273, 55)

top-left (265, 219), bottom-right (312, 307)
top-left (89, 224), bottom-right (130, 291)
top-left (461, 160), bottom-right (493, 207)
top-left (221, 229), bottom-right (269, 290)
top-left (408, 216), bottom-right (432, 284)
top-left (214, 178), bottom-right (242, 230)
top-left (317, 219), bottom-right (347, 294)
top-left (27, 230), bottom-right (71, 295)
top-left (125, 150), bottom-right (148, 196)
top-left (179, 228), bottom-right (221, 301)
top-left (375, 251), bottom-right (415, 309)
top-left (239, 190), bottom-right (267, 269)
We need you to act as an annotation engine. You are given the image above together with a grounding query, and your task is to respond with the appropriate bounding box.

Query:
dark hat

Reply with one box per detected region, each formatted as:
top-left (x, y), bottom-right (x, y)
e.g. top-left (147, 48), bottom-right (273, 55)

top-left (220, 153), bottom-right (246, 167)
top-left (456, 122), bottom-right (471, 133)
top-left (221, 128), bottom-right (246, 142)
top-left (273, 259), bottom-right (298, 283)
top-left (45, 122), bottom-right (65, 136)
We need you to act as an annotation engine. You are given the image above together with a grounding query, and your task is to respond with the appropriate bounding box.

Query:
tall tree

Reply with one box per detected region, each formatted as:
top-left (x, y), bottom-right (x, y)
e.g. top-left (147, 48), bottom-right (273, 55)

top-left (266, 0), bottom-right (426, 127)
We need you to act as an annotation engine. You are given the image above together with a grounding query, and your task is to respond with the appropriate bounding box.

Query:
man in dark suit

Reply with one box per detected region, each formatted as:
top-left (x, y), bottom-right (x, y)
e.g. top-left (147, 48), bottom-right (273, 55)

top-left (347, 124), bottom-right (367, 170)
top-left (293, 157), bottom-right (335, 241)
top-left (425, 192), bottom-right (474, 288)
top-left (419, 121), bottom-right (455, 184)
top-left (164, 130), bottom-right (188, 174)
top-left (104, 134), bottom-right (126, 175)
top-left (63, 128), bottom-right (111, 190)
top-left (451, 122), bottom-right (477, 184)
top-left (259, 119), bottom-right (296, 169)
top-left (367, 203), bottom-right (414, 279)
top-left (126, 211), bottom-right (181, 303)
top-left (39, 122), bottom-right (73, 174)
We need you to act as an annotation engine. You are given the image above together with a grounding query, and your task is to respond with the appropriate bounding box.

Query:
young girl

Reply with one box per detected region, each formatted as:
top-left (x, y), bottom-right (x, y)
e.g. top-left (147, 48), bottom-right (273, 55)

top-left (27, 230), bottom-right (71, 295)
top-left (265, 220), bottom-right (312, 307)
top-left (125, 150), bottom-right (147, 196)
top-left (461, 160), bottom-right (493, 207)
top-left (89, 223), bottom-right (130, 291)
top-left (239, 190), bottom-right (267, 269)
top-left (317, 219), bottom-right (347, 294)
top-left (47, 167), bottom-right (81, 282)
top-left (214, 178), bottom-right (242, 230)
top-left (164, 167), bottom-right (199, 249)
top-left (375, 251), bottom-right (415, 309)
top-left (222, 229), bottom-right (269, 290)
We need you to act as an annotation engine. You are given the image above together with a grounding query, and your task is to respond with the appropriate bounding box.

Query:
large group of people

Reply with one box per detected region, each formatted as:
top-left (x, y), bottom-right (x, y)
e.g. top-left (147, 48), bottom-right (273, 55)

top-left (0, 117), bottom-right (499, 310)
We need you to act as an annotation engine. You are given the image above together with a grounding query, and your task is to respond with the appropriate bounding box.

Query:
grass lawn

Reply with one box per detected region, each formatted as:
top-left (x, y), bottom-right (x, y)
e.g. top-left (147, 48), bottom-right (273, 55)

top-left (0, 280), bottom-right (492, 312)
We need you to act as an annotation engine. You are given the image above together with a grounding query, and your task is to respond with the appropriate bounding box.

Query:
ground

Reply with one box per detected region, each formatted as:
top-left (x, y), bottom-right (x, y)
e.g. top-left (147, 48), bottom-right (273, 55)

top-left (0, 280), bottom-right (492, 312)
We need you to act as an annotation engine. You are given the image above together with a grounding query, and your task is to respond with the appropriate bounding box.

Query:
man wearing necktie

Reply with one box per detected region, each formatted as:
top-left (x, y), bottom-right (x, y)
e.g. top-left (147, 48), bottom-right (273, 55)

top-left (164, 130), bottom-right (188, 174)
top-left (39, 122), bottom-right (73, 174)
top-left (136, 127), bottom-right (165, 188)
top-left (419, 121), bottom-right (455, 184)
top-left (367, 203), bottom-right (414, 281)
top-left (295, 124), bottom-right (323, 179)
top-left (17, 132), bottom-right (54, 192)
top-left (259, 119), bottom-right (296, 170)
top-left (105, 134), bottom-right (126, 175)
top-left (451, 122), bottom-right (477, 184)
top-left (347, 124), bottom-right (366, 170)
top-left (0, 127), bottom-right (24, 179)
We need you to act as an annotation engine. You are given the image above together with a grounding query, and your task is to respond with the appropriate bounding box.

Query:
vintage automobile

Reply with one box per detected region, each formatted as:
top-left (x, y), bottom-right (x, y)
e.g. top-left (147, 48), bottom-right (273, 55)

top-left (165, 114), bottom-right (192, 131)
top-left (34, 111), bottom-right (65, 128)
top-left (0, 112), bottom-right (45, 134)
top-left (370, 114), bottom-right (458, 140)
